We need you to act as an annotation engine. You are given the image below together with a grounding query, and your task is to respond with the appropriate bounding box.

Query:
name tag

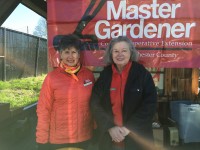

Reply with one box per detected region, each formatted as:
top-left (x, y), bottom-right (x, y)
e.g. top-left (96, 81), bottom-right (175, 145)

top-left (110, 88), bottom-right (116, 91)
top-left (84, 79), bottom-right (93, 86)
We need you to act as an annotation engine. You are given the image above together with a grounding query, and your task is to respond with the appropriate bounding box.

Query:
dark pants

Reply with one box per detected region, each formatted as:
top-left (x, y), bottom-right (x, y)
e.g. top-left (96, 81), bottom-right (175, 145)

top-left (112, 144), bottom-right (125, 150)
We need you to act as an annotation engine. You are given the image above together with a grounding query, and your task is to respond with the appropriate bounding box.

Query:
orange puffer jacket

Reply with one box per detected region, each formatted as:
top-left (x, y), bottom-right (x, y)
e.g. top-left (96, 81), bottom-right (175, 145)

top-left (36, 66), bottom-right (94, 144)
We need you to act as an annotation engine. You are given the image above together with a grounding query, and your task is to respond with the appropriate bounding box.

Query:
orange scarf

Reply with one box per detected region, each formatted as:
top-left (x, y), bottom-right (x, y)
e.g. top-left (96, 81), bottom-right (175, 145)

top-left (60, 61), bottom-right (80, 81)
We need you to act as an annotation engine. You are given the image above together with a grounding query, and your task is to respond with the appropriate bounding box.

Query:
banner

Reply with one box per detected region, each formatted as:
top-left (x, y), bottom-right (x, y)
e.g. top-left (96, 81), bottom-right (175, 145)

top-left (48, 0), bottom-right (200, 68)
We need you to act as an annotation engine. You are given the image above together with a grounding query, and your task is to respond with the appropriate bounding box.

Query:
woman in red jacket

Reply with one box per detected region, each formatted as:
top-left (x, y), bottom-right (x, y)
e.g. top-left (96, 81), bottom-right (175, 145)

top-left (36, 34), bottom-right (95, 150)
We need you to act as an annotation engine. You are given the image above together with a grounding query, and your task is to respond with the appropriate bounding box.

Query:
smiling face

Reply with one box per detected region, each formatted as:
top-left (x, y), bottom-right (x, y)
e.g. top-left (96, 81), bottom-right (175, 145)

top-left (60, 47), bottom-right (80, 67)
top-left (112, 41), bottom-right (131, 71)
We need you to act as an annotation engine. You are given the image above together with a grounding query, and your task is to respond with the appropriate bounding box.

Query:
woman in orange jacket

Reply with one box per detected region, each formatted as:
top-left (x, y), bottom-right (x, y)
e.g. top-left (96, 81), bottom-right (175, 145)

top-left (36, 34), bottom-right (95, 150)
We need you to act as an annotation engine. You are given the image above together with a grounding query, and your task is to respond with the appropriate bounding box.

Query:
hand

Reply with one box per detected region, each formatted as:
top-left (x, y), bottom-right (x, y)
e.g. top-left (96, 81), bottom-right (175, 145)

top-left (108, 126), bottom-right (125, 142)
top-left (37, 143), bottom-right (50, 150)
top-left (120, 126), bottom-right (130, 137)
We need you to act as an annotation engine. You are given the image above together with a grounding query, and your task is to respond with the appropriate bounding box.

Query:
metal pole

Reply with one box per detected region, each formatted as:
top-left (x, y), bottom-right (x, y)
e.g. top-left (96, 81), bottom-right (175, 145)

top-left (34, 37), bottom-right (40, 77)
top-left (27, 26), bottom-right (29, 34)
top-left (3, 28), bottom-right (7, 81)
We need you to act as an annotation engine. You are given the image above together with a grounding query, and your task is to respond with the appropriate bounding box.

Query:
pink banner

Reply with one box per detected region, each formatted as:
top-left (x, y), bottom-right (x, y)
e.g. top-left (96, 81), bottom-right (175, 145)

top-left (48, 0), bottom-right (200, 68)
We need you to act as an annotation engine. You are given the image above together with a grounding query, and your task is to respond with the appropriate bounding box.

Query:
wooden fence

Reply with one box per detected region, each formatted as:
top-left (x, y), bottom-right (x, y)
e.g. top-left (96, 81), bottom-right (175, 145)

top-left (0, 27), bottom-right (47, 81)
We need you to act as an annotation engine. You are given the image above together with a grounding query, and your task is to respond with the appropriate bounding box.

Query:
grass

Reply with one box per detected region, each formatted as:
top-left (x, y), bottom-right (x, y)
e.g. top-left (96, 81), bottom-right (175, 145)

top-left (0, 75), bottom-right (46, 110)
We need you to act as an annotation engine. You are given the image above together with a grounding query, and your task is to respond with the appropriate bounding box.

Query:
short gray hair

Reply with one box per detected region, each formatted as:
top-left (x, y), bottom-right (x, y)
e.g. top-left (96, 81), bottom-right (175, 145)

top-left (104, 36), bottom-right (139, 65)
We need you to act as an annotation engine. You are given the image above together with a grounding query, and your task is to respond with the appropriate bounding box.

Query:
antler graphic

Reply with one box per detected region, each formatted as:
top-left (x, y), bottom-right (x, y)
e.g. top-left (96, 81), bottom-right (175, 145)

top-left (53, 0), bottom-right (106, 51)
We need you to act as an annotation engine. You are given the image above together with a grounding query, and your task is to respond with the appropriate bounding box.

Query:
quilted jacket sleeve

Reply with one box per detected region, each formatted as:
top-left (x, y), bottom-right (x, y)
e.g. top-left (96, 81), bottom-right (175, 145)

top-left (36, 74), bottom-right (54, 143)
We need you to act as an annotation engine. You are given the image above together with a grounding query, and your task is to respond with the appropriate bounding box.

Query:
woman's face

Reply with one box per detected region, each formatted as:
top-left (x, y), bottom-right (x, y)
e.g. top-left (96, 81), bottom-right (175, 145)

top-left (112, 41), bottom-right (131, 69)
top-left (60, 47), bottom-right (80, 67)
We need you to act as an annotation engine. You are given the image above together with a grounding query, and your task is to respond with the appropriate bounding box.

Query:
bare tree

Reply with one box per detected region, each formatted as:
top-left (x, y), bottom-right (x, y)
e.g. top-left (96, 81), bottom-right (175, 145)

top-left (33, 17), bottom-right (47, 38)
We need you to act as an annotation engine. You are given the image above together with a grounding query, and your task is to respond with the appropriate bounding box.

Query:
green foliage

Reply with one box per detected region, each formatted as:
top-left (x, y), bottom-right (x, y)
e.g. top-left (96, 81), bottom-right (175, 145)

top-left (0, 75), bottom-right (46, 110)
